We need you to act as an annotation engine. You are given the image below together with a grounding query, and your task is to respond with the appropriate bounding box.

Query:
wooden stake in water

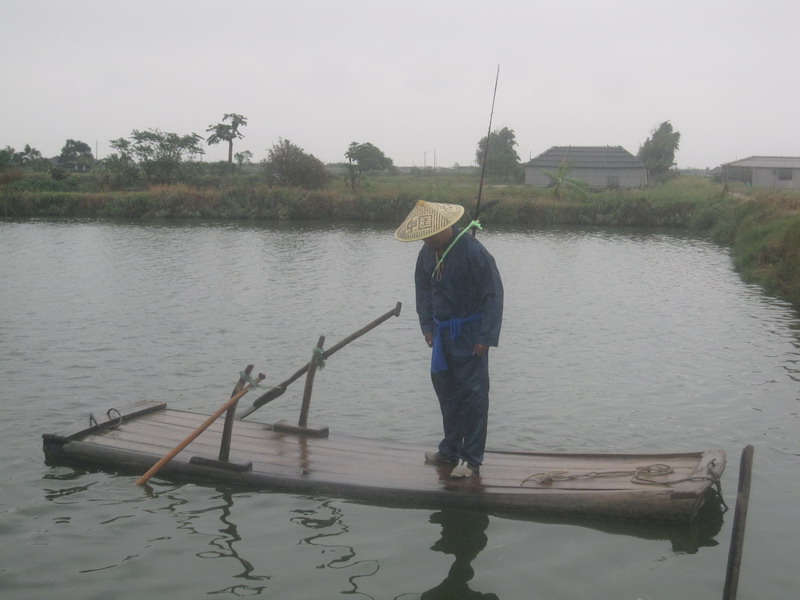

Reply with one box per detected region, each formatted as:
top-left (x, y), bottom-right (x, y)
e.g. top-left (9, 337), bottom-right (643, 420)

top-left (722, 445), bottom-right (755, 600)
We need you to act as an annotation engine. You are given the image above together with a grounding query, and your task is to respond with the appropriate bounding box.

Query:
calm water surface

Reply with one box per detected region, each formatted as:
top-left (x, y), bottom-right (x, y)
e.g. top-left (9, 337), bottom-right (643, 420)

top-left (1, 219), bottom-right (798, 599)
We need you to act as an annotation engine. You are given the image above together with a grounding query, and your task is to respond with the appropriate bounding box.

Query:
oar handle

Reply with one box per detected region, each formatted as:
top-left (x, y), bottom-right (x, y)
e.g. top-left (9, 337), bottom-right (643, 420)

top-left (238, 302), bottom-right (402, 419)
top-left (322, 302), bottom-right (402, 359)
top-left (135, 373), bottom-right (265, 486)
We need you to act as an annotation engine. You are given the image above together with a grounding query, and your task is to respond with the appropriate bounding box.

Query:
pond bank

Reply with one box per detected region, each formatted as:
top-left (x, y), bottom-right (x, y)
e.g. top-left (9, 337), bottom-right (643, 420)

top-left (2, 176), bottom-right (799, 306)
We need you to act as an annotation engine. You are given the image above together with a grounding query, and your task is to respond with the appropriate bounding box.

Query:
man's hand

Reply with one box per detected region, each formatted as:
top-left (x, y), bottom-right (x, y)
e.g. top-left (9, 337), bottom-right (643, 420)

top-left (424, 332), bottom-right (433, 347)
top-left (473, 343), bottom-right (489, 356)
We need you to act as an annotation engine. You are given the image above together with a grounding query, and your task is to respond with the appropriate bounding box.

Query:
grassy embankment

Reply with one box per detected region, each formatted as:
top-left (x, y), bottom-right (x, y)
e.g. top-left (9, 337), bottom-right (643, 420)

top-left (2, 172), bottom-right (799, 307)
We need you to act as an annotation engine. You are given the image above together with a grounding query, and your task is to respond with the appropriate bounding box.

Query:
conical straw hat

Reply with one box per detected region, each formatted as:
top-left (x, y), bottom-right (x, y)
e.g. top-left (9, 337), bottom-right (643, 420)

top-left (394, 200), bottom-right (465, 242)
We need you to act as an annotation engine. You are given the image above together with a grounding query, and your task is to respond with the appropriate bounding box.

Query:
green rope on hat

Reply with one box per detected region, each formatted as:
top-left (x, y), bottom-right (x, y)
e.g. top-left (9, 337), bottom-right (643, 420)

top-left (431, 220), bottom-right (483, 280)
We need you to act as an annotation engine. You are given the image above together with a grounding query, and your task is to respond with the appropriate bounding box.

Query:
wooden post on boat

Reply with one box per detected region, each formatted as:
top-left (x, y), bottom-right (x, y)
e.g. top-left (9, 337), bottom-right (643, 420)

top-left (722, 444), bottom-right (755, 600)
top-left (217, 364), bottom-right (254, 463)
top-left (273, 335), bottom-right (329, 437)
top-left (298, 336), bottom-right (324, 428)
top-left (135, 372), bottom-right (265, 486)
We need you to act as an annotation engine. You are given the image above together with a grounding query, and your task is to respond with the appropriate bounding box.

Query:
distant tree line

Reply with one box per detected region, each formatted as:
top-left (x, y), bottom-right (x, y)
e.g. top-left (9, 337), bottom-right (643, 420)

top-left (1, 139), bottom-right (95, 176)
top-left (2, 114), bottom-right (680, 191)
top-left (1, 113), bottom-right (332, 190)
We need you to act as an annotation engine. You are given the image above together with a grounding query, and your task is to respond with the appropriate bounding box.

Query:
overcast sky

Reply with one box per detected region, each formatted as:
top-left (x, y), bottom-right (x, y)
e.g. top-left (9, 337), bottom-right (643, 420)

top-left (2, 0), bottom-right (798, 169)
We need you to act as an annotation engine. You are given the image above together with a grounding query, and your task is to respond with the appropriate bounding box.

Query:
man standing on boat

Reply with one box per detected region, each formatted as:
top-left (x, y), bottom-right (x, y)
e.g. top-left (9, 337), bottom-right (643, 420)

top-left (396, 201), bottom-right (503, 478)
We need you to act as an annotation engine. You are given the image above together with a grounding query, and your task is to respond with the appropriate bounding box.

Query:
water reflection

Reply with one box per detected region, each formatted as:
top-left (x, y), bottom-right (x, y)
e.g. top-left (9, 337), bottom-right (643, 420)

top-left (418, 509), bottom-right (499, 600)
top-left (493, 491), bottom-right (724, 555)
top-left (195, 488), bottom-right (271, 596)
top-left (290, 499), bottom-right (379, 599)
top-left (152, 486), bottom-right (271, 596)
top-left (411, 501), bottom-right (723, 600)
top-left (38, 465), bottom-right (724, 598)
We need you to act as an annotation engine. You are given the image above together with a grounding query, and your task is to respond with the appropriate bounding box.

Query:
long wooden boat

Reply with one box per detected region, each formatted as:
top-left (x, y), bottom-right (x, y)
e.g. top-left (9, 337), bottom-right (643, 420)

top-left (42, 401), bottom-right (725, 523)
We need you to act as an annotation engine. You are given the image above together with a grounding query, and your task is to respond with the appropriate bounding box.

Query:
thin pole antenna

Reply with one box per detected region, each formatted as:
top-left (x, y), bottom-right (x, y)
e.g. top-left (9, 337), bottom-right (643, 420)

top-left (473, 64), bottom-right (500, 236)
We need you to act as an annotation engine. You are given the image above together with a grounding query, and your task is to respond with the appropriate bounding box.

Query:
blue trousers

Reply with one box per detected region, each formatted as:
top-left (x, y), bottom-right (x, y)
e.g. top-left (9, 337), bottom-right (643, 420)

top-left (431, 351), bottom-right (490, 467)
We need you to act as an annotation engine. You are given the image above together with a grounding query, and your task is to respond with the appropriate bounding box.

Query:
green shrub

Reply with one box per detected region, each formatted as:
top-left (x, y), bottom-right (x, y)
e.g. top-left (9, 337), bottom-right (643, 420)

top-left (6, 173), bottom-right (77, 192)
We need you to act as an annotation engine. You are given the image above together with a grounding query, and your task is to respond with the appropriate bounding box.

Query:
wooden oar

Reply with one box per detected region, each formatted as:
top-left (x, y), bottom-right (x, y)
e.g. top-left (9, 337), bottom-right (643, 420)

top-left (135, 372), bottom-right (265, 486)
top-left (237, 302), bottom-right (402, 420)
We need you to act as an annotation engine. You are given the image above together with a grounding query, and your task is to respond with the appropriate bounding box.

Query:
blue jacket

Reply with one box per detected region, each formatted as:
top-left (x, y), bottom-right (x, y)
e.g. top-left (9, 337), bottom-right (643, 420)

top-left (415, 228), bottom-right (503, 370)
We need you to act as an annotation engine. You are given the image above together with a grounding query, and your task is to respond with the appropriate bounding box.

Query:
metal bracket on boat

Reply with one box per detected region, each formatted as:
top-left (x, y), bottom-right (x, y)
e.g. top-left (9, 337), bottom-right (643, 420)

top-left (272, 334), bottom-right (330, 438)
top-left (89, 408), bottom-right (123, 429)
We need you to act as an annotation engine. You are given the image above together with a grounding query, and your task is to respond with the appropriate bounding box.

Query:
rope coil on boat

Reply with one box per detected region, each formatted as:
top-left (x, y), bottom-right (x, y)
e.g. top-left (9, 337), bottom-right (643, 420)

top-left (520, 460), bottom-right (727, 507)
top-left (521, 463), bottom-right (675, 487)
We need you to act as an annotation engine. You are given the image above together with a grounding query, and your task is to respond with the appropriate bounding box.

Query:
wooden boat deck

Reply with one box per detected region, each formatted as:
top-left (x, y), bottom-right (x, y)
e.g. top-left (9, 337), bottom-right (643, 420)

top-left (42, 401), bottom-right (725, 523)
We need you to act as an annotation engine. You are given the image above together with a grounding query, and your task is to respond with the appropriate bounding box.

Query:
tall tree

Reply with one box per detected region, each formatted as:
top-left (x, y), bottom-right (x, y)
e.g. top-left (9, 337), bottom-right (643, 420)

top-left (638, 121), bottom-right (681, 176)
top-left (345, 142), bottom-right (394, 172)
top-left (344, 141), bottom-right (395, 190)
top-left (0, 146), bottom-right (16, 172)
top-left (19, 144), bottom-right (45, 170)
top-left (126, 129), bottom-right (205, 184)
top-left (206, 113), bottom-right (248, 174)
top-left (1, 145), bottom-right (48, 171)
top-left (103, 137), bottom-right (140, 189)
top-left (265, 138), bottom-right (328, 189)
top-left (0, 146), bottom-right (24, 185)
top-left (475, 127), bottom-right (522, 182)
top-left (59, 139), bottom-right (94, 171)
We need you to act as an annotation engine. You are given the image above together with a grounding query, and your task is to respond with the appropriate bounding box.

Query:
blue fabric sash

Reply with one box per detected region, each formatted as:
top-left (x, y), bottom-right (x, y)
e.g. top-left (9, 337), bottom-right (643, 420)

top-left (431, 313), bottom-right (482, 373)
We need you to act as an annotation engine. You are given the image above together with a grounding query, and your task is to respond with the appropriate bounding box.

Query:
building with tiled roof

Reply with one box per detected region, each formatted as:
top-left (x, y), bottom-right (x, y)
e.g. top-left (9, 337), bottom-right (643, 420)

top-left (721, 156), bottom-right (800, 190)
top-left (525, 146), bottom-right (647, 189)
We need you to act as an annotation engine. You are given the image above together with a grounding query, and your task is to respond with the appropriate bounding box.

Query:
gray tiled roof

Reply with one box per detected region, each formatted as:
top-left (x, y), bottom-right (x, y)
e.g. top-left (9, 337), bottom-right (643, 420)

top-left (526, 146), bottom-right (644, 169)
top-left (723, 156), bottom-right (800, 169)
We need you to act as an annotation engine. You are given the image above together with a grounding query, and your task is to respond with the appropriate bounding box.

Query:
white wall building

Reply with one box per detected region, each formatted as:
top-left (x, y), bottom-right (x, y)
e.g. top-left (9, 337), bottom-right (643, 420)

top-left (525, 146), bottom-right (647, 189)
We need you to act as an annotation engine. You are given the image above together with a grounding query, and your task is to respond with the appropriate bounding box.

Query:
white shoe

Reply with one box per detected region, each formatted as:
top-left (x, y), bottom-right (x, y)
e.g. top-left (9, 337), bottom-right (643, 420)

top-left (450, 459), bottom-right (479, 479)
top-left (425, 451), bottom-right (458, 466)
